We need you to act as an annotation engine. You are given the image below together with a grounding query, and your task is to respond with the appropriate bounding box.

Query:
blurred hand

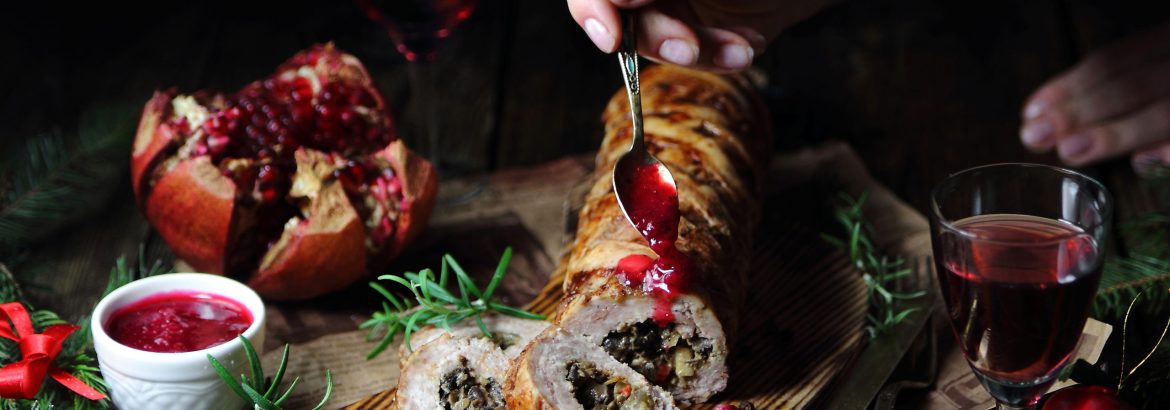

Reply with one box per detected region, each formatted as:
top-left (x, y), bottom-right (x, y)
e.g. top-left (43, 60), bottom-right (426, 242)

top-left (566, 0), bottom-right (832, 72)
top-left (1020, 21), bottom-right (1170, 175)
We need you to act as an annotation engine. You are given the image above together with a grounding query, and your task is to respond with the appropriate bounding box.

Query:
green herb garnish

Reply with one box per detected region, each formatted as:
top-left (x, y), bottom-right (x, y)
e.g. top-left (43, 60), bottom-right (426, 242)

top-left (361, 247), bottom-right (546, 359)
top-left (207, 335), bottom-right (333, 410)
top-left (821, 192), bottom-right (926, 339)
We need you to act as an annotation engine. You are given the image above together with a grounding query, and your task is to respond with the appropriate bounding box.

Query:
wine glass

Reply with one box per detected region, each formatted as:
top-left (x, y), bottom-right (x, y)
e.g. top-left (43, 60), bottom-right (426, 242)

top-left (929, 163), bottom-right (1112, 409)
top-left (357, 0), bottom-right (485, 204)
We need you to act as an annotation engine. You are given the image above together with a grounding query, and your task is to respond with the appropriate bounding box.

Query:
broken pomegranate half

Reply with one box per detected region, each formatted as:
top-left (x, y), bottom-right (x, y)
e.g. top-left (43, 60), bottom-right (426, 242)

top-left (132, 43), bottom-right (438, 300)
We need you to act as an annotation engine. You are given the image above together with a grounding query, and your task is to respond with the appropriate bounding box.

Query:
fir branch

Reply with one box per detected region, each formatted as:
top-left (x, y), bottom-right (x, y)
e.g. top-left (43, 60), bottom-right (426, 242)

top-left (0, 103), bottom-right (137, 255)
top-left (361, 247), bottom-right (546, 359)
top-left (821, 192), bottom-right (926, 339)
top-left (0, 246), bottom-right (168, 410)
top-left (1092, 191), bottom-right (1170, 320)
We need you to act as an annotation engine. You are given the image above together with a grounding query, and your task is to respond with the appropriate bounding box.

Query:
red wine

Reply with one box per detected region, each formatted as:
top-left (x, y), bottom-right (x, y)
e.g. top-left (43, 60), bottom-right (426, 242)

top-left (357, 0), bottom-right (478, 62)
top-left (937, 214), bottom-right (1101, 383)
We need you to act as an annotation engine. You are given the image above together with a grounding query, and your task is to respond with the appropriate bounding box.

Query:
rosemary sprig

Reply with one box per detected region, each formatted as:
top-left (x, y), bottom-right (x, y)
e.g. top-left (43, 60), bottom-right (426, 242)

top-left (361, 247), bottom-right (546, 359)
top-left (208, 335), bottom-right (333, 410)
top-left (821, 192), bottom-right (926, 339)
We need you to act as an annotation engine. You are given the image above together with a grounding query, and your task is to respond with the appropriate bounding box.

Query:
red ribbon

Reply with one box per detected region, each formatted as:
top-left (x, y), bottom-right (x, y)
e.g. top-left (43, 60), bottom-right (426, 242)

top-left (0, 302), bottom-right (105, 400)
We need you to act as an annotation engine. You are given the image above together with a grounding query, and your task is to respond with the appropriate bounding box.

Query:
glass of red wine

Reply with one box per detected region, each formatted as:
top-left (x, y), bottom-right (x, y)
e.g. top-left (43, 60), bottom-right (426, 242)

top-left (929, 163), bottom-right (1112, 409)
top-left (356, 0), bottom-right (484, 204)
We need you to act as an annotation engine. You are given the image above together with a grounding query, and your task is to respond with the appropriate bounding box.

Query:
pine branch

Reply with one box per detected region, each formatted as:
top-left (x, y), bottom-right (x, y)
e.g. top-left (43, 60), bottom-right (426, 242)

top-left (1095, 255), bottom-right (1170, 320)
top-left (0, 246), bottom-right (168, 410)
top-left (1092, 177), bottom-right (1170, 320)
top-left (0, 103), bottom-right (137, 256)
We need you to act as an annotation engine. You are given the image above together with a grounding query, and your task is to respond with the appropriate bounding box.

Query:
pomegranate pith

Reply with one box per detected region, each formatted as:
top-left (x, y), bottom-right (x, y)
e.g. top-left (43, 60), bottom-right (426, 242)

top-left (133, 43), bottom-right (438, 300)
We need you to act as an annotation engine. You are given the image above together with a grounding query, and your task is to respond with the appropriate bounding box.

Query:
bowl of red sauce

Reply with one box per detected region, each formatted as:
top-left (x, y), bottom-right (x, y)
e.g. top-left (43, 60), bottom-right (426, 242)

top-left (91, 273), bottom-right (265, 410)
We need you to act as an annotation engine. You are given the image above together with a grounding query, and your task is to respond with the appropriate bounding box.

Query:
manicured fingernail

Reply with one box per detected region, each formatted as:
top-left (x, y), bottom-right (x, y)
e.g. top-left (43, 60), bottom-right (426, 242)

top-left (715, 44), bottom-right (753, 69)
top-left (1058, 134), bottom-right (1092, 158)
top-left (1133, 152), bottom-right (1167, 177)
top-left (1020, 119), bottom-right (1054, 147)
top-left (1024, 101), bottom-right (1047, 119)
top-left (742, 30), bottom-right (767, 51)
top-left (584, 18), bottom-right (615, 53)
top-left (659, 39), bottom-right (698, 66)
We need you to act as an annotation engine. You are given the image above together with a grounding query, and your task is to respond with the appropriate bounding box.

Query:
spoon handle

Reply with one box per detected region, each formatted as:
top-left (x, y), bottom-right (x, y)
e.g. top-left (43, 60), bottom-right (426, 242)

top-left (617, 11), bottom-right (644, 153)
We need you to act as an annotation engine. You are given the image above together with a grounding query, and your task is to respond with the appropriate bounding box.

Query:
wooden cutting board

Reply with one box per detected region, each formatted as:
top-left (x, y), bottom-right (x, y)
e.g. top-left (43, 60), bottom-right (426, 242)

top-left (346, 144), bottom-right (876, 409)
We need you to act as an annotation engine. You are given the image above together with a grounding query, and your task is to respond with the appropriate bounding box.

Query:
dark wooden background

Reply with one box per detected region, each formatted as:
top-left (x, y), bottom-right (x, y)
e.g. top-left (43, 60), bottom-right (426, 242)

top-left (3, 0), bottom-right (1170, 406)
top-left (6, 0), bottom-right (1170, 207)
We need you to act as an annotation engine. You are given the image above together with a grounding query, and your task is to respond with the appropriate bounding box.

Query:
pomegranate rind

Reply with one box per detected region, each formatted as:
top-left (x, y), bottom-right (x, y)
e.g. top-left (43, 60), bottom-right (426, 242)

top-left (131, 91), bottom-right (178, 202)
top-left (374, 140), bottom-right (438, 263)
top-left (250, 181), bottom-right (368, 300)
top-left (142, 156), bottom-right (236, 274)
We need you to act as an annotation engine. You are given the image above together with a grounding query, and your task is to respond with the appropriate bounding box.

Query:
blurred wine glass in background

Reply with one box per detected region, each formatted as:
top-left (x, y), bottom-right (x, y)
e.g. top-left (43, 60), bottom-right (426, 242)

top-left (357, 0), bottom-right (484, 204)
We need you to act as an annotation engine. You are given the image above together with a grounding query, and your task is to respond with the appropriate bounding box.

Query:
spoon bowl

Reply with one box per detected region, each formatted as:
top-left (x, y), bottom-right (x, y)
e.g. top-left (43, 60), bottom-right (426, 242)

top-left (611, 11), bottom-right (680, 241)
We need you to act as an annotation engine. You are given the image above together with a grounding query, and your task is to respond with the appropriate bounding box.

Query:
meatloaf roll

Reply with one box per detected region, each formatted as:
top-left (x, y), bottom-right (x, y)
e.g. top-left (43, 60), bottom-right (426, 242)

top-left (397, 312), bottom-right (548, 364)
top-left (510, 64), bottom-right (769, 405)
top-left (506, 329), bottom-right (679, 409)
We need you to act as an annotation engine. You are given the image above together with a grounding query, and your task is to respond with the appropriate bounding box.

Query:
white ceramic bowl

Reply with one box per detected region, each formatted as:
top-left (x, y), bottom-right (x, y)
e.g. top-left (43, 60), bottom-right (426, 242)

top-left (91, 273), bottom-right (266, 410)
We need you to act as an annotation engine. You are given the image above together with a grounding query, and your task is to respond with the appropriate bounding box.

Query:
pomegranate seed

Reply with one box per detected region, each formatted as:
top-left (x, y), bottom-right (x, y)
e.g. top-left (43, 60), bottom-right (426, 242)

top-left (386, 177), bottom-right (402, 195)
top-left (207, 135), bottom-right (231, 156)
top-left (258, 165), bottom-right (278, 184)
top-left (373, 177), bottom-right (389, 201)
top-left (261, 188), bottom-right (279, 203)
top-left (378, 217), bottom-right (393, 238)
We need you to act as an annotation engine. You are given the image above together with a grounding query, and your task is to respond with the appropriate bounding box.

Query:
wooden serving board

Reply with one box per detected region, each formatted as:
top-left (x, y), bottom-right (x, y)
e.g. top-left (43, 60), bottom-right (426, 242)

top-left (346, 144), bottom-right (879, 409)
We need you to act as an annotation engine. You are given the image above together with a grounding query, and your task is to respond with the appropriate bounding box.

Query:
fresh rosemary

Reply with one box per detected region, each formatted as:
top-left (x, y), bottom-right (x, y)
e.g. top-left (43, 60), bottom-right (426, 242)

top-left (821, 192), bottom-right (926, 339)
top-left (208, 335), bottom-right (333, 410)
top-left (361, 247), bottom-right (546, 359)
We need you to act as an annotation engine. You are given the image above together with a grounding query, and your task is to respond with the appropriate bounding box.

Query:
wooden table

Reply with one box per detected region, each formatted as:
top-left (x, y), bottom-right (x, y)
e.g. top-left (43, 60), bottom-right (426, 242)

top-left (5, 0), bottom-right (1170, 408)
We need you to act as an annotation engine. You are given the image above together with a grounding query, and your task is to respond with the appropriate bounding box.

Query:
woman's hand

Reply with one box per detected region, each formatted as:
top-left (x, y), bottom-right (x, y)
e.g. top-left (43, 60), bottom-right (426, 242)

top-left (566, 0), bottom-right (831, 72)
top-left (1020, 21), bottom-right (1170, 175)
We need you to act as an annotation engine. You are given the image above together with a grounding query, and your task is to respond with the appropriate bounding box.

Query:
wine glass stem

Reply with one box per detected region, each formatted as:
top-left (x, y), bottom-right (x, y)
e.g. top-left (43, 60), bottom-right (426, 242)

top-left (407, 59), bottom-right (441, 175)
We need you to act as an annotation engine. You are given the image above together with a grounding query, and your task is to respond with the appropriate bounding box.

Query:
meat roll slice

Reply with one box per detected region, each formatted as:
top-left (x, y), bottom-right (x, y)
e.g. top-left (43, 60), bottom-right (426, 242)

top-left (396, 335), bottom-right (510, 410)
top-left (506, 329), bottom-right (678, 410)
top-left (397, 312), bottom-right (548, 363)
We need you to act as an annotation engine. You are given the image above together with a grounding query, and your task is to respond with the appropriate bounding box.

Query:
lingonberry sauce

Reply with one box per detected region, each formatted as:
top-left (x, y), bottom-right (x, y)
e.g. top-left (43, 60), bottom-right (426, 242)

top-left (613, 162), bottom-right (692, 326)
top-left (106, 291), bottom-right (253, 353)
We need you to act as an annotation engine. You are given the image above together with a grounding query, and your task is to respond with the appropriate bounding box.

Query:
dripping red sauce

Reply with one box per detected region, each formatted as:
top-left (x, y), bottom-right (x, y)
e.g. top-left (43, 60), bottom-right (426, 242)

top-left (614, 162), bottom-right (692, 327)
top-left (106, 291), bottom-right (253, 353)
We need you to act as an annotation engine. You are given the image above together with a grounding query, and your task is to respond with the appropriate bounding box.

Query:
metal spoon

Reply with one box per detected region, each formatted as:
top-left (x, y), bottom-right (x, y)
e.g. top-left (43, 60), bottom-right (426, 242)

top-left (611, 11), bottom-right (680, 240)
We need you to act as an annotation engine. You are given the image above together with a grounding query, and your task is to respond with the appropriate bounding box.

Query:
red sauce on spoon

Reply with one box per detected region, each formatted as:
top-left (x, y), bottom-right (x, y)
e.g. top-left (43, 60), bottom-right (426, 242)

top-left (613, 162), bottom-right (692, 326)
top-left (106, 291), bottom-right (253, 353)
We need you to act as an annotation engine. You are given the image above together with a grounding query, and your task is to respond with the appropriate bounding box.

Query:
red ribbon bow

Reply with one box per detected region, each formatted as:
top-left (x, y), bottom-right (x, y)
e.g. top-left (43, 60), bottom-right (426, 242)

top-left (0, 302), bottom-right (105, 400)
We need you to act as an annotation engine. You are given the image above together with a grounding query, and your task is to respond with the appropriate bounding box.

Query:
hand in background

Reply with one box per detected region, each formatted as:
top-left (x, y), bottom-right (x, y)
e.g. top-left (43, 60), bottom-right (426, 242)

top-left (566, 0), bottom-right (832, 72)
top-left (1021, 21), bottom-right (1170, 175)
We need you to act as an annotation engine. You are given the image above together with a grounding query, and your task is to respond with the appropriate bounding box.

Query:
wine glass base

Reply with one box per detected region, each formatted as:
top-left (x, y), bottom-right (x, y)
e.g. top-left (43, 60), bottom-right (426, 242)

top-left (974, 370), bottom-right (1059, 409)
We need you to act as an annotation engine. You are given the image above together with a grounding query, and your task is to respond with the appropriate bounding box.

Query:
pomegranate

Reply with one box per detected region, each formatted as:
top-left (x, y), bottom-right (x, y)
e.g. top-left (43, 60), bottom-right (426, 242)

top-left (132, 43), bottom-right (438, 300)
